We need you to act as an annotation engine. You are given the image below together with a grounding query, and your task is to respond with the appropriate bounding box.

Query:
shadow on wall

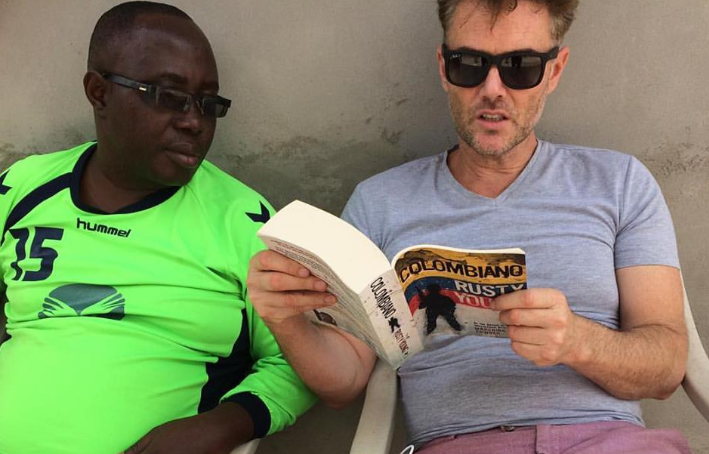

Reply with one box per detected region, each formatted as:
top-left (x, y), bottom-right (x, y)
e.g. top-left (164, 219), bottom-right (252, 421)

top-left (0, 143), bottom-right (31, 171)
top-left (211, 135), bottom-right (411, 214)
top-left (0, 126), bottom-right (93, 170)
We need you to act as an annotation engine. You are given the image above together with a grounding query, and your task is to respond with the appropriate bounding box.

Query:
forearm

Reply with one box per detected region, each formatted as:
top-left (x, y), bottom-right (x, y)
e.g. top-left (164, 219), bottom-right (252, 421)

top-left (267, 314), bottom-right (374, 408)
top-left (565, 316), bottom-right (687, 400)
top-left (246, 250), bottom-right (376, 408)
top-left (208, 402), bottom-right (255, 448)
top-left (124, 402), bottom-right (254, 454)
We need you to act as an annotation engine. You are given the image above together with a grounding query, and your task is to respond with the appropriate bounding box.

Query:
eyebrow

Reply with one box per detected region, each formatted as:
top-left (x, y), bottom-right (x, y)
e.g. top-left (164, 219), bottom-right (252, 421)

top-left (453, 46), bottom-right (541, 55)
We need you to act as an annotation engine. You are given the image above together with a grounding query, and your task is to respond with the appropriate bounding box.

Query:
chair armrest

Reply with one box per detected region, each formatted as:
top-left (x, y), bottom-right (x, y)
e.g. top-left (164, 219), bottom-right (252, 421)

top-left (350, 360), bottom-right (398, 454)
top-left (681, 284), bottom-right (709, 423)
top-left (229, 439), bottom-right (260, 454)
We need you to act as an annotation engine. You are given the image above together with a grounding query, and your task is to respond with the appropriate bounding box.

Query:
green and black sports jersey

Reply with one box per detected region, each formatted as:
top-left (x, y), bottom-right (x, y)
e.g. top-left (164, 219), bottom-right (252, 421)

top-left (0, 142), bottom-right (316, 454)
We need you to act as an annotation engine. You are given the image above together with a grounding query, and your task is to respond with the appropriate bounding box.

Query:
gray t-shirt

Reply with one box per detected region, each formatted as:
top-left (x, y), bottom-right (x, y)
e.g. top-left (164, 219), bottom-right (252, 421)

top-left (341, 140), bottom-right (679, 446)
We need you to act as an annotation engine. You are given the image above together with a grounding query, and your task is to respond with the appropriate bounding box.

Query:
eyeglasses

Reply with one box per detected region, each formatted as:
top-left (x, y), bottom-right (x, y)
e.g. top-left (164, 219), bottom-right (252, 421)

top-left (101, 73), bottom-right (232, 118)
top-left (442, 44), bottom-right (559, 90)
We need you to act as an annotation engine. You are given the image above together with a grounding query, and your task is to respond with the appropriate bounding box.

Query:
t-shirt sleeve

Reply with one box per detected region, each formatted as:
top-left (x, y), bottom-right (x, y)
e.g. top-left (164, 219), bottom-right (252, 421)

top-left (341, 183), bottom-right (377, 242)
top-left (221, 197), bottom-right (316, 437)
top-left (614, 156), bottom-right (679, 269)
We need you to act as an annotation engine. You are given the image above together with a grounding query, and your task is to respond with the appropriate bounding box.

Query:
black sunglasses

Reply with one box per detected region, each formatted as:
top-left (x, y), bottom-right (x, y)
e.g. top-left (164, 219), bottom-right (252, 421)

top-left (442, 44), bottom-right (559, 90)
top-left (101, 73), bottom-right (232, 118)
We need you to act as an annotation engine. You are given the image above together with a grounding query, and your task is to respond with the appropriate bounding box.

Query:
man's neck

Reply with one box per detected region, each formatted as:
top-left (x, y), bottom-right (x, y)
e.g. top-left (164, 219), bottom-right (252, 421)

top-left (80, 150), bottom-right (160, 213)
top-left (447, 134), bottom-right (538, 199)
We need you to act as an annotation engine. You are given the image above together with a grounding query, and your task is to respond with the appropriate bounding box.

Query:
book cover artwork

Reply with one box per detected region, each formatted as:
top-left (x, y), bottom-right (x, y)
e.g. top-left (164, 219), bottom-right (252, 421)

top-left (393, 246), bottom-right (526, 338)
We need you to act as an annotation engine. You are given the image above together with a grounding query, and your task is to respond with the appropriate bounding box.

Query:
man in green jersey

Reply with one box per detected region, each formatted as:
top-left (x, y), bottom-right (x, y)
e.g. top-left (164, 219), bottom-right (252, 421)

top-left (0, 2), bottom-right (315, 454)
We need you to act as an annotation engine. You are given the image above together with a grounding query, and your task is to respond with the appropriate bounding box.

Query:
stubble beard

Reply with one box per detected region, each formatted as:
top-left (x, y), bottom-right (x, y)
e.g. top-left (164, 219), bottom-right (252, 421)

top-left (449, 92), bottom-right (548, 158)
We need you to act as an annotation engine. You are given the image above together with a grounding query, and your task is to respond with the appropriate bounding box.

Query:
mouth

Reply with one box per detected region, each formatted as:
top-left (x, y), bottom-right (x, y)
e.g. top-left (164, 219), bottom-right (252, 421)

top-left (165, 144), bottom-right (203, 169)
top-left (478, 112), bottom-right (509, 123)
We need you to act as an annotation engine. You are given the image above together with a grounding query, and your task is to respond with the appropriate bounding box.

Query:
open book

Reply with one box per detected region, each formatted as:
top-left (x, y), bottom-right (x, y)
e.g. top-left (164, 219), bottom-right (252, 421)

top-left (257, 200), bottom-right (526, 368)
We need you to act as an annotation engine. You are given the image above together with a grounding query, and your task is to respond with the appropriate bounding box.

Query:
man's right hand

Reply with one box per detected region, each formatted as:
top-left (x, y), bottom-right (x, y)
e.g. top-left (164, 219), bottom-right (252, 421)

top-left (247, 250), bottom-right (377, 408)
top-left (246, 250), bottom-right (336, 326)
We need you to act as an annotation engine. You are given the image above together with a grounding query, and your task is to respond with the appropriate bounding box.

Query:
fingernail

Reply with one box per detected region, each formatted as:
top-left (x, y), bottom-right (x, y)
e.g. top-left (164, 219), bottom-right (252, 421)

top-left (297, 268), bottom-right (310, 278)
top-left (314, 281), bottom-right (327, 292)
top-left (326, 295), bottom-right (336, 305)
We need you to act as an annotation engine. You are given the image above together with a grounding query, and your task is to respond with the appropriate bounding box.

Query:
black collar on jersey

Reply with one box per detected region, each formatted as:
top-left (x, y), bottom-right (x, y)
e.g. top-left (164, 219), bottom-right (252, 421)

top-left (70, 143), bottom-right (180, 215)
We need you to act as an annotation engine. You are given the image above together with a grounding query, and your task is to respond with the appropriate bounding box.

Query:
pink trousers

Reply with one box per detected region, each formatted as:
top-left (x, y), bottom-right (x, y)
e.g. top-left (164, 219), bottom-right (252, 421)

top-left (414, 421), bottom-right (691, 454)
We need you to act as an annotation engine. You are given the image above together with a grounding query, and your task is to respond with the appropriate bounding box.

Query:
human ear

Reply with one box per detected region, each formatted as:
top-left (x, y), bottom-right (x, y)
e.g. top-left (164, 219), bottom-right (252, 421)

top-left (437, 45), bottom-right (450, 93)
top-left (83, 71), bottom-right (109, 114)
top-left (546, 46), bottom-right (570, 94)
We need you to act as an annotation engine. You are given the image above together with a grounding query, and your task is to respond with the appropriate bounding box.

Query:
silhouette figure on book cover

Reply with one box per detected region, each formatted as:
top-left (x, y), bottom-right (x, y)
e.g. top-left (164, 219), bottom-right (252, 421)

top-left (418, 284), bottom-right (462, 335)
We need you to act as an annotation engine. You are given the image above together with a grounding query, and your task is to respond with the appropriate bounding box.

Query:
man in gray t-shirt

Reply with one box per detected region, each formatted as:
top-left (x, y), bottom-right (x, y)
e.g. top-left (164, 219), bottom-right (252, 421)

top-left (340, 140), bottom-right (683, 448)
top-left (247, 1), bottom-right (689, 452)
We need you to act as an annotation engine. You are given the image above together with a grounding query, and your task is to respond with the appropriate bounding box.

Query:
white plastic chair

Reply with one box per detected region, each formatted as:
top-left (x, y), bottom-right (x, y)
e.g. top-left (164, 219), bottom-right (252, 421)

top-left (350, 281), bottom-right (709, 454)
top-left (230, 439), bottom-right (259, 454)
top-left (681, 283), bottom-right (709, 422)
top-left (350, 358), bottom-right (399, 454)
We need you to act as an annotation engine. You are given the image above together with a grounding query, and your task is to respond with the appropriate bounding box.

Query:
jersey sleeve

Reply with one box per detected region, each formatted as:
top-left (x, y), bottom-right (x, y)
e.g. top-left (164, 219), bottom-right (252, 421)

top-left (614, 156), bottom-right (679, 269)
top-left (0, 156), bottom-right (37, 293)
top-left (221, 300), bottom-right (317, 436)
top-left (220, 197), bottom-right (316, 437)
top-left (0, 156), bottom-right (36, 231)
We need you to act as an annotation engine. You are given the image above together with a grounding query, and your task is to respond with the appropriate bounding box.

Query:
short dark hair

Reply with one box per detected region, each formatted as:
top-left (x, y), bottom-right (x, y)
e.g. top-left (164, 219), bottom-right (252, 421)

top-left (437, 0), bottom-right (579, 43)
top-left (87, 1), bottom-right (193, 71)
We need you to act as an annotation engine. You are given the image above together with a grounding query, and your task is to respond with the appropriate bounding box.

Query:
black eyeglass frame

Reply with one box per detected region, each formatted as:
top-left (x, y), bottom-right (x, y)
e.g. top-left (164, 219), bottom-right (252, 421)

top-left (101, 73), bottom-right (232, 118)
top-left (441, 44), bottom-right (560, 90)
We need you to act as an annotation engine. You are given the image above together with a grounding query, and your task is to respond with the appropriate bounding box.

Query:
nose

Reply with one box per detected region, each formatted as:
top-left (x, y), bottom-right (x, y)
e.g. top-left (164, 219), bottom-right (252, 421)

top-left (478, 65), bottom-right (506, 100)
top-left (173, 99), bottom-right (206, 135)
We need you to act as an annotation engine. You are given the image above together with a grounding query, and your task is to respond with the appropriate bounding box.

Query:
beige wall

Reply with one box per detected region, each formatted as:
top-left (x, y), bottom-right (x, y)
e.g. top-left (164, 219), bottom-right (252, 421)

top-left (1, 1), bottom-right (707, 453)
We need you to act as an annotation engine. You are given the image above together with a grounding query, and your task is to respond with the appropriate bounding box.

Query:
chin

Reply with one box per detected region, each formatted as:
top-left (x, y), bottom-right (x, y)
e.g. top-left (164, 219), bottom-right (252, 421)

top-left (160, 169), bottom-right (199, 188)
top-left (463, 135), bottom-right (513, 157)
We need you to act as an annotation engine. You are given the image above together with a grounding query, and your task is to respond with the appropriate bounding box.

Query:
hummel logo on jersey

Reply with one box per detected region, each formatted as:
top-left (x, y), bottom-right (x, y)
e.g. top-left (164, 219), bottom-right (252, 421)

top-left (77, 218), bottom-right (131, 237)
top-left (39, 284), bottom-right (126, 320)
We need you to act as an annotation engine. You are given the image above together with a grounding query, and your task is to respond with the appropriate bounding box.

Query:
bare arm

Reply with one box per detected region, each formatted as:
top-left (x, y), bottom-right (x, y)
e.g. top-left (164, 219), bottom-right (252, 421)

top-left (247, 251), bottom-right (377, 408)
top-left (493, 265), bottom-right (687, 400)
top-left (122, 402), bottom-right (254, 454)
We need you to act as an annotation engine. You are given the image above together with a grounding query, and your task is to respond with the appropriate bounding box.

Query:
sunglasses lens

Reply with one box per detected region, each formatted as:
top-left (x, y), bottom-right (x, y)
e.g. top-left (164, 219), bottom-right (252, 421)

top-left (156, 88), bottom-right (191, 113)
top-left (447, 53), bottom-right (489, 87)
top-left (155, 88), bottom-right (231, 118)
top-left (499, 55), bottom-right (544, 89)
top-left (202, 98), bottom-right (230, 118)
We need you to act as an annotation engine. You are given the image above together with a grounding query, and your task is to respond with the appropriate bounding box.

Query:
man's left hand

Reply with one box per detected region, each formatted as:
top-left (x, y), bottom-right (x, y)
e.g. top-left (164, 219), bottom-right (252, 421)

top-left (121, 402), bottom-right (254, 454)
top-left (492, 288), bottom-right (581, 367)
